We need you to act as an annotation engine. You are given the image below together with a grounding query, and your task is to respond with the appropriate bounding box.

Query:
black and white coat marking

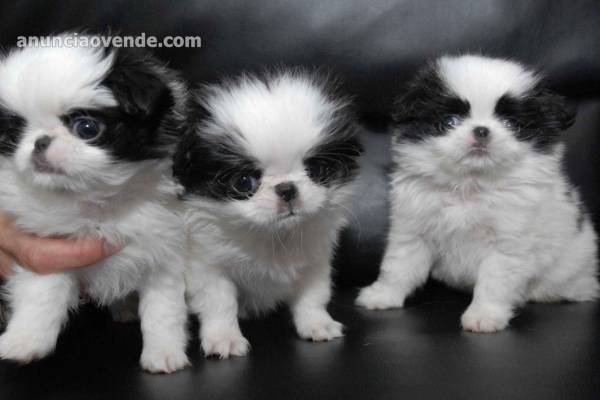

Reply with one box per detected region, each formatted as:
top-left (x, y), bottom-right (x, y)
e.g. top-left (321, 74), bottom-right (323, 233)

top-left (357, 55), bottom-right (599, 332)
top-left (0, 42), bottom-right (190, 372)
top-left (173, 72), bottom-right (362, 358)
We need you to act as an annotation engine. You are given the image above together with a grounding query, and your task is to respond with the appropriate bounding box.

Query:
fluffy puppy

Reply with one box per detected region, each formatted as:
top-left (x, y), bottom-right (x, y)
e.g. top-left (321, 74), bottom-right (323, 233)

top-left (0, 40), bottom-right (190, 372)
top-left (357, 55), bottom-right (599, 332)
top-left (173, 71), bottom-right (362, 358)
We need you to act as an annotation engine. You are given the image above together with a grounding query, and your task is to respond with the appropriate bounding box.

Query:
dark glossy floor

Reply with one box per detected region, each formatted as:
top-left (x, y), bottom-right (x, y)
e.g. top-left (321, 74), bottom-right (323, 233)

top-left (2, 281), bottom-right (599, 400)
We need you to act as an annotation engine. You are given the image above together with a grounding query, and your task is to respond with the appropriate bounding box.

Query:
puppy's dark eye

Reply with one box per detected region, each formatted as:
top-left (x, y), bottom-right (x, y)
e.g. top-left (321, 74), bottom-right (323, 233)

top-left (232, 171), bottom-right (261, 196)
top-left (501, 118), bottom-right (519, 130)
top-left (72, 117), bottom-right (105, 140)
top-left (441, 115), bottom-right (461, 129)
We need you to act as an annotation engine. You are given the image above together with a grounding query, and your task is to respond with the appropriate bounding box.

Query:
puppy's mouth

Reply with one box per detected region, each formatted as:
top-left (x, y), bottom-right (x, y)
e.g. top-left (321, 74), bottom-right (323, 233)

top-left (31, 155), bottom-right (65, 175)
top-left (468, 144), bottom-right (490, 156)
top-left (278, 204), bottom-right (300, 220)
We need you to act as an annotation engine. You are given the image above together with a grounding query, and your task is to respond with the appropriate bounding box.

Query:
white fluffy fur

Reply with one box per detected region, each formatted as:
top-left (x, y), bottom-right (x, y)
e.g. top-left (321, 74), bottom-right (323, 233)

top-left (357, 55), bottom-right (599, 332)
top-left (0, 44), bottom-right (189, 372)
top-left (185, 74), bottom-right (355, 358)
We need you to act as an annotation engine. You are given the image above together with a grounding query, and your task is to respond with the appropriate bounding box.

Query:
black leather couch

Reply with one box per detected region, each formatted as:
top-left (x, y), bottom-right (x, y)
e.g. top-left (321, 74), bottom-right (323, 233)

top-left (1, 1), bottom-right (599, 399)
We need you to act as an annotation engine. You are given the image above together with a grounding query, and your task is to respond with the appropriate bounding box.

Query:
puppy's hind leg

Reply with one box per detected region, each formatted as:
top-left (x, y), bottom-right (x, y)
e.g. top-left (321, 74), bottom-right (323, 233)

top-left (530, 222), bottom-right (599, 303)
top-left (553, 222), bottom-right (599, 302)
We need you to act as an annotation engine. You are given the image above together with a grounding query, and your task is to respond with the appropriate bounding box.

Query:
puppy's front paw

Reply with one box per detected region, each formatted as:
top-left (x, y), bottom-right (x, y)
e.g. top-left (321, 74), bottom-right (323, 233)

top-left (356, 284), bottom-right (405, 310)
top-left (0, 330), bottom-right (56, 363)
top-left (461, 304), bottom-right (511, 333)
top-left (295, 314), bottom-right (344, 342)
top-left (140, 346), bottom-right (190, 374)
top-left (202, 330), bottom-right (250, 359)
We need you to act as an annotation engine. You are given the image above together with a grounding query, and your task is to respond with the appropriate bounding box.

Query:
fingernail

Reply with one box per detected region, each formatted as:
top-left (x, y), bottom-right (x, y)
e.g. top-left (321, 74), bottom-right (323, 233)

top-left (103, 240), bottom-right (124, 255)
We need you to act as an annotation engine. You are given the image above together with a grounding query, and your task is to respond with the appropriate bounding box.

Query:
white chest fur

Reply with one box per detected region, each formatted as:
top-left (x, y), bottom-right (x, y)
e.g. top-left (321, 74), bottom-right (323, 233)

top-left (0, 167), bottom-right (185, 303)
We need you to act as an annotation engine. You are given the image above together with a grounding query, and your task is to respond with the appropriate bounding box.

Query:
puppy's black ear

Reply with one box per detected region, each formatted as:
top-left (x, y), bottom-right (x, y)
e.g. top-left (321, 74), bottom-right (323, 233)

top-left (172, 133), bottom-right (192, 182)
top-left (172, 131), bottom-right (209, 197)
top-left (392, 62), bottom-right (444, 124)
top-left (103, 49), bottom-right (174, 122)
top-left (533, 89), bottom-right (576, 131)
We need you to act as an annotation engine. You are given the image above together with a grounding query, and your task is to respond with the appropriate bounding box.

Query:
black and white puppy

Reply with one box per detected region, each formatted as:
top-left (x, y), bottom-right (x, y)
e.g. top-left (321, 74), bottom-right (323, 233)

top-left (173, 71), bottom-right (362, 358)
top-left (357, 55), bottom-right (599, 332)
top-left (0, 39), bottom-right (190, 372)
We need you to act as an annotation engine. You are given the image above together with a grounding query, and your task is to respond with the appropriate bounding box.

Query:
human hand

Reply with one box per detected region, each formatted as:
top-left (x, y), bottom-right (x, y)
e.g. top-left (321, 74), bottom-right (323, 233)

top-left (0, 213), bottom-right (121, 278)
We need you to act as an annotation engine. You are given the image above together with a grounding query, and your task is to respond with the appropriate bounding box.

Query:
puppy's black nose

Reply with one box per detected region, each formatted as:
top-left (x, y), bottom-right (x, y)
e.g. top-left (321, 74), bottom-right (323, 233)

top-left (274, 182), bottom-right (297, 202)
top-left (34, 135), bottom-right (53, 153)
top-left (473, 126), bottom-right (490, 140)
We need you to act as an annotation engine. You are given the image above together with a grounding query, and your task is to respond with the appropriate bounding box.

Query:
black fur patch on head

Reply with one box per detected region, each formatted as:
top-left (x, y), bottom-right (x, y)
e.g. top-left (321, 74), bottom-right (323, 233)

top-left (495, 86), bottom-right (576, 153)
top-left (76, 48), bottom-right (184, 162)
top-left (302, 74), bottom-right (363, 187)
top-left (392, 62), bottom-right (470, 142)
top-left (304, 121), bottom-right (363, 187)
top-left (0, 107), bottom-right (26, 155)
top-left (172, 127), bottom-right (262, 201)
